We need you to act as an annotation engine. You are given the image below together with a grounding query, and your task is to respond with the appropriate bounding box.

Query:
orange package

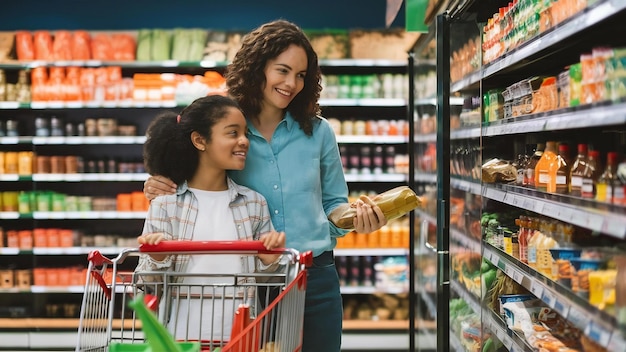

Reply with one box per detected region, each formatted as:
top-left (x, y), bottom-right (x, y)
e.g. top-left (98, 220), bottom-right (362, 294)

top-left (34, 30), bottom-right (53, 60)
top-left (111, 33), bottom-right (136, 61)
top-left (91, 33), bottom-right (112, 61)
top-left (15, 31), bottom-right (35, 60)
top-left (52, 30), bottom-right (73, 61)
top-left (72, 30), bottom-right (91, 60)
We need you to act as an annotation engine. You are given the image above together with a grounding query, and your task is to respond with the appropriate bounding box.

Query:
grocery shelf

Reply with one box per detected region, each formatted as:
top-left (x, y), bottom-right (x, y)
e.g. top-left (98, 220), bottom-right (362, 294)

top-left (415, 209), bottom-right (437, 227)
top-left (0, 97), bottom-right (406, 110)
top-left (31, 173), bottom-right (148, 182)
top-left (414, 132), bottom-right (436, 143)
top-left (450, 69), bottom-right (481, 93)
top-left (450, 126), bottom-right (480, 140)
top-left (483, 242), bottom-right (626, 350)
top-left (449, 228), bottom-right (480, 254)
top-left (414, 172), bottom-right (437, 184)
top-left (450, 177), bottom-right (481, 196)
top-left (482, 101), bottom-right (626, 136)
top-left (482, 306), bottom-right (533, 352)
top-left (449, 279), bottom-right (481, 317)
top-left (482, 184), bottom-right (626, 239)
top-left (414, 96), bottom-right (465, 106)
top-left (482, 0), bottom-right (626, 79)
top-left (344, 173), bottom-right (407, 182)
top-left (334, 248), bottom-right (408, 256)
top-left (336, 135), bottom-right (408, 144)
top-left (319, 98), bottom-right (406, 107)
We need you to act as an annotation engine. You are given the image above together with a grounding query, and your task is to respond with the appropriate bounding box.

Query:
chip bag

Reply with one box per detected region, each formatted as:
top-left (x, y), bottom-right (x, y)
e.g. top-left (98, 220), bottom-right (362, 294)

top-left (329, 186), bottom-right (422, 230)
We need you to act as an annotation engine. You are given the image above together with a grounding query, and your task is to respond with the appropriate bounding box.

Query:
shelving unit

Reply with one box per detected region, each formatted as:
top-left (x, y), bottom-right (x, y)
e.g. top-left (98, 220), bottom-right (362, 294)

top-left (427, 0), bottom-right (626, 351)
top-left (0, 57), bottom-right (423, 350)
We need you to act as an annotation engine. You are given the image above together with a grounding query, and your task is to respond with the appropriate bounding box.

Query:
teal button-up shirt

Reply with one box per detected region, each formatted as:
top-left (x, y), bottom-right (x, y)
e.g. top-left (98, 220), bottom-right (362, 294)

top-left (229, 112), bottom-right (349, 256)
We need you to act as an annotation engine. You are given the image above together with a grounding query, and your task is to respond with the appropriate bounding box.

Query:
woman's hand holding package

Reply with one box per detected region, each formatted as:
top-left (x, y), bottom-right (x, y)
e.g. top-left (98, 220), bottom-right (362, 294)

top-left (137, 232), bottom-right (167, 261)
top-left (258, 231), bottom-right (286, 266)
top-left (352, 195), bottom-right (387, 234)
top-left (144, 175), bottom-right (177, 200)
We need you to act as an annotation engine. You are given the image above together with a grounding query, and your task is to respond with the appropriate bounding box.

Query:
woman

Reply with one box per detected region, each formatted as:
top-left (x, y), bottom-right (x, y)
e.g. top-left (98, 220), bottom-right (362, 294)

top-left (137, 95), bottom-right (286, 342)
top-left (143, 20), bottom-right (387, 351)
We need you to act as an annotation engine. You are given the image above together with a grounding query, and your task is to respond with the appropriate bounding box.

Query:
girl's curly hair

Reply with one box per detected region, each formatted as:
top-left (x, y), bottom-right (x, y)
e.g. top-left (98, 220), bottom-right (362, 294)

top-left (225, 19), bottom-right (322, 136)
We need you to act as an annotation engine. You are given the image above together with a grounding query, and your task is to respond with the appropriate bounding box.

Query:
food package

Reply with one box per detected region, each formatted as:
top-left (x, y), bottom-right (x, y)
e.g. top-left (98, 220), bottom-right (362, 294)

top-left (481, 158), bottom-right (517, 183)
top-left (329, 186), bottom-right (421, 230)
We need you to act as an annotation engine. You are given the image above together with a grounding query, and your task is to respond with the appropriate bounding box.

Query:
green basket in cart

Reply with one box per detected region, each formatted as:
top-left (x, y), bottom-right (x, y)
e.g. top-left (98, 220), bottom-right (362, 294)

top-left (109, 295), bottom-right (201, 352)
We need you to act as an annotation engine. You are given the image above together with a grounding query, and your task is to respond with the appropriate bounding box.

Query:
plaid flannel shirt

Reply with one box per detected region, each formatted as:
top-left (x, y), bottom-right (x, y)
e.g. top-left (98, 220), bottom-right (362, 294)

top-left (135, 177), bottom-right (278, 282)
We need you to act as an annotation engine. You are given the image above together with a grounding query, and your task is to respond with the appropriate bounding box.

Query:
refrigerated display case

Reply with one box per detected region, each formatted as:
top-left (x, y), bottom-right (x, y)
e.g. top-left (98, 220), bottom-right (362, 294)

top-left (410, 0), bottom-right (626, 350)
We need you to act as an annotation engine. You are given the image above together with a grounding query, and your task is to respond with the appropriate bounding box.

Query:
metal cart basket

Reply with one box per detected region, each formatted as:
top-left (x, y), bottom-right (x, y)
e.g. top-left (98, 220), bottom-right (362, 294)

top-left (76, 240), bottom-right (312, 352)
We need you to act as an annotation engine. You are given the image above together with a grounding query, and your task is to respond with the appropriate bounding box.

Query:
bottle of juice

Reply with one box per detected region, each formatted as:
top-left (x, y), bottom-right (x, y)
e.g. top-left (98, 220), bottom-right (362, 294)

top-left (581, 150), bottom-right (601, 199)
top-left (596, 152), bottom-right (618, 203)
top-left (554, 143), bottom-right (571, 194)
top-left (570, 143), bottom-right (588, 196)
top-left (517, 215), bottom-right (530, 264)
top-left (535, 141), bottom-right (558, 192)
top-left (525, 143), bottom-right (544, 188)
top-left (527, 219), bottom-right (544, 270)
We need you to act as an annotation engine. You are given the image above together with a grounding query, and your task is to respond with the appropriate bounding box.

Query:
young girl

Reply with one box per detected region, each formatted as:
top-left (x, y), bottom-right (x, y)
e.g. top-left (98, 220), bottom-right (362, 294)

top-left (143, 20), bottom-right (388, 351)
top-left (135, 95), bottom-right (286, 342)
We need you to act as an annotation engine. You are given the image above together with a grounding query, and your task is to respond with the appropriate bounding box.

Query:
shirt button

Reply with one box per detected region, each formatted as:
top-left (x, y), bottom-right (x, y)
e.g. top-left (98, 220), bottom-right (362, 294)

top-left (273, 185), bottom-right (278, 190)
top-left (270, 160), bottom-right (274, 164)
top-left (274, 210), bottom-right (279, 215)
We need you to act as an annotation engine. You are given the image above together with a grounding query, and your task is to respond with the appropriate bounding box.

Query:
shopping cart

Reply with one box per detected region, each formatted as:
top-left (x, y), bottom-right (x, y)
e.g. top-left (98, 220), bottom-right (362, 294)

top-left (76, 240), bottom-right (312, 352)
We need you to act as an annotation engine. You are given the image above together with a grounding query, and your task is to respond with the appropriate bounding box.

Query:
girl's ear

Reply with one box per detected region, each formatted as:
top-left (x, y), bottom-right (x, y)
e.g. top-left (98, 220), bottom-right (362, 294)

top-left (190, 131), bottom-right (207, 151)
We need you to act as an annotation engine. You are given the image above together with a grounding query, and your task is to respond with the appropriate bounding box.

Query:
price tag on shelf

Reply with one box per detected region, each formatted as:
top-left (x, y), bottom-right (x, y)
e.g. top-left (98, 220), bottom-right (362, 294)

top-left (502, 335), bottom-right (514, 350)
top-left (530, 281), bottom-right (544, 298)
top-left (552, 298), bottom-right (570, 317)
top-left (585, 321), bottom-right (611, 347)
top-left (504, 265), bottom-right (515, 278)
top-left (542, 202), bottom-right (556, 217)
top-left (607, 330), bottom-right (625, 351)
top-left (495, 327), bottom-right (506, 342)
top-left (541, 289), bottom-right (556, 308)
top-left (522, 198), bottom-right (535, 211)
top-left (602, 218), bottom-right (626, 239)
top-left (585, 213), bottom-right (604, 232)
top-left (512, 268), bottom-right (524, 284)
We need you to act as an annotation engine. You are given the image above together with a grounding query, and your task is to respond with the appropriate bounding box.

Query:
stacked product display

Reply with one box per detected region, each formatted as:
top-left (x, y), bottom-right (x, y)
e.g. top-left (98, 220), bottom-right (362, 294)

top-left (414, 0), bottom-right (626, 351)
top-left (0, 26), bottom-right (419, 350)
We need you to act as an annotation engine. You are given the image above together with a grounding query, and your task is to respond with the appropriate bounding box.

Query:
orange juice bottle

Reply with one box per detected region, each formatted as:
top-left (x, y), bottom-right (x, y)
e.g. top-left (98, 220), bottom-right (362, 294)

top-left (535, 141), bottom-right (558, 192)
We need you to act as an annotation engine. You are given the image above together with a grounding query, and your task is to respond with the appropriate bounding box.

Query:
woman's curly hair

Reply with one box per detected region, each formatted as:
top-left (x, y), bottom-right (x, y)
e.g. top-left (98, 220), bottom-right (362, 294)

top-left (225, 19), bottom-right (322, 136)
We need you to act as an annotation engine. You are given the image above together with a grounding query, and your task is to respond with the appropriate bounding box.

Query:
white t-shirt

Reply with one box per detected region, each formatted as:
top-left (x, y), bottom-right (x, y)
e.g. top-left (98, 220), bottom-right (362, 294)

top-left (167, 188), bottom-right (243, 342)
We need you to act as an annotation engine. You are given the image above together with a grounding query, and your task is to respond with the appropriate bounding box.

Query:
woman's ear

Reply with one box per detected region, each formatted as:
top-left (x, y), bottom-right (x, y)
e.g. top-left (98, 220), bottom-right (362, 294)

top-left (190, 131), bottom-right (207, 152)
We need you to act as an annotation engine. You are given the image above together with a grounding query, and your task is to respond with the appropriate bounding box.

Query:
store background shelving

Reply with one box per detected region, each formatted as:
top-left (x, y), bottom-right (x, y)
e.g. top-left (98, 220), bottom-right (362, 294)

top-left (418, 0), bottom-right (626, 351)
top-left (0, 51), bottom-right (429, 349)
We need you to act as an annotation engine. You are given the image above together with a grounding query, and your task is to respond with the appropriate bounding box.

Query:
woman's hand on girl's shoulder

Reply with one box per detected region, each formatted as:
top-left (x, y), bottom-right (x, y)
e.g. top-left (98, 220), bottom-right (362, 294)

top-left (144, 175), bottom-right (177, 200)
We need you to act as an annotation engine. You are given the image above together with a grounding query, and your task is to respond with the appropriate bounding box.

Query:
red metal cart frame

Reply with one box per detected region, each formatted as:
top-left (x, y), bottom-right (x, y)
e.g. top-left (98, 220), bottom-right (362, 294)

top-left (76, 240), bottom-right (312, 352)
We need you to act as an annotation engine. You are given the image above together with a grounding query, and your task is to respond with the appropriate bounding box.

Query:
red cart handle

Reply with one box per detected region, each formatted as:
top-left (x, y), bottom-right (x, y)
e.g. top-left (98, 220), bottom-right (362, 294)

top-left (140, 240), bottom-right (313, 267)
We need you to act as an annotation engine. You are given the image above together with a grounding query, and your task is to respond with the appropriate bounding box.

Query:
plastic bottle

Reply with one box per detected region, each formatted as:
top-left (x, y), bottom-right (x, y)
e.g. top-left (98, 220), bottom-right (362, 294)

top-left (517, 216), bottom-right (530, 263)
top-left (535, 141), bottom-right (558, 192)
top-left (581, 150), bottom-right (601, 199)
top-left (554, 143), bottom-right (571, 194)
top-left (596, 151), bottom-right (618, 203)
top-left (527, 219), bottom-right (544, 270)
top-left (569, 143), bottom-right (588, 196)
top-left (525, 143), bottom-right (544, 188)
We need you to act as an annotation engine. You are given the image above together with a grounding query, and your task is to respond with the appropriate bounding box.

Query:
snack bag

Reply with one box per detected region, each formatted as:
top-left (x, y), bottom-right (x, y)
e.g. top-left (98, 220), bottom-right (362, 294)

top-left (329, 186), bottom-right (422, 230)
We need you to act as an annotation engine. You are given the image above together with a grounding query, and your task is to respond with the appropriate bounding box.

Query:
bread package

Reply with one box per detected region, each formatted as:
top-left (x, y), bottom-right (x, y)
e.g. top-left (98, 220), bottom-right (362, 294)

top-left (329, 186), bottom-right (422, 230)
